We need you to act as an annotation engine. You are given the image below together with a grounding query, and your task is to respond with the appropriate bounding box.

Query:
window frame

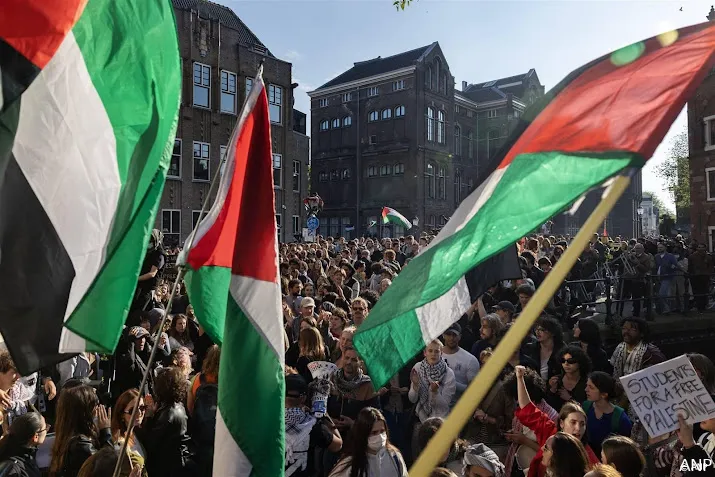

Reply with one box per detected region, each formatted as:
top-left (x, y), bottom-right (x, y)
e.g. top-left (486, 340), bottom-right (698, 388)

top-left (292, 215), bottom-right (301, 236)
top-left (246, 77), bottom-right (254, 96)
top-left (704, 115), bottom-right (715, 151)
top-left (438, 166), bottom-right (446, 199)
top-left (381, 108), bottom-right (392, 120)
top-left (192, 210), bottom-right (208, 230)
top-left (426, 107), bottom-right (435, 142)
top-left (392, 80), bottom-right (405, 91)
top-left (220, 69), bottom-right (237, 114)
top-left (706, 167), bottom-right (715, 201)
top-left (331, 118), bottom-right (340, 129)
top-left (394, 163), bottom-right (405, 175)
top-left (319, 171), bottom-right (329, 182)
top-left (273, 153), bottom-right (282, 189)
top-left (380, 164), bottom-right (393, 176)
top-left (161, 209), bottom-right (181, 241)
top-left (487, 109), bottom-right (498, 118)
top-left (437, 110), bottom-right (445, 144)
top-left (168, 138), bottom-right (182, 179)
top-left (220, 145), bottom-right (227, 177)
top-left (319, 119), bottom-right (329, 131)
top-left (342, 168), bottom-right (351, 180)
top-left (454, 125), bottom-right (462, 155)
top-left (192, 62), bottom-right (211, 109)
top-left (318, 98), bottom-right (328, 108)
top-left (367, 166), bottom-right (378, 177)
top-left (268, 84), bottom-right (283, 124)
top-left (368, 86), bottom-right (379, 97)
top-left (394, 105), bottom-right (405, 117)
top-left (192, 141), bottom-right (210, 182)
top-left (368, 111), bottom-right (378, 122)
top-left (425, 163), bottom-right (435, 198)
top-left (293, 160), bottom-right (301, 192)
top-left (467, 131), bottom-right (474, 159)
top-left (342, 92), bottom-right (352, 103)
top-left (343, 116), bottom-right (352, 127)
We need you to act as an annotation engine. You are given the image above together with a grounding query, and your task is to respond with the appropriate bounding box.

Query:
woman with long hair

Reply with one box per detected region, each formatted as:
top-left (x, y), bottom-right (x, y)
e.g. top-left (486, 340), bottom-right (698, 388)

top-left (546, 345), bottom-right (591, 410)
top-left (187, 345), bottom-right (220, 415)
top-left (50, 385), bottom-right (113, 477)
top-left (328, 407), bottom-right (407, 477)
top-left (524, 317), bottom-right (565, 381)
top-left (582, 372), bottom-right (631, 455)
top-left (296, 327), bottom-right (327, 381)
top-left (541, 432), bottom-right (590, 477)
top-left (572, 318), bottom-right (612, 373)
top-left (141, 367), bottom-right (195, 477)
top-left (0, 412), bottom-right (48, 477)
top-left (167, 315), bottom-right (194, 357)
top-left (600, 435), bottom-right (645, 477)
top-left (110, 389), bottom-right (147, 476)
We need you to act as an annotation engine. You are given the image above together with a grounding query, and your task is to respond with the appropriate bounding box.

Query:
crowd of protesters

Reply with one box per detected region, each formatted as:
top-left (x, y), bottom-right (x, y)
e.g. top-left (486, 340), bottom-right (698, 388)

top-left (0, 230), bottom-right (713, 477)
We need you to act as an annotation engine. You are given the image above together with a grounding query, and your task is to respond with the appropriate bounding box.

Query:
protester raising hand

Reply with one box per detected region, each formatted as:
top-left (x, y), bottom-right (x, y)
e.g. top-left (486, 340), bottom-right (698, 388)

top-left (94, 404), bottom-right (112, 431)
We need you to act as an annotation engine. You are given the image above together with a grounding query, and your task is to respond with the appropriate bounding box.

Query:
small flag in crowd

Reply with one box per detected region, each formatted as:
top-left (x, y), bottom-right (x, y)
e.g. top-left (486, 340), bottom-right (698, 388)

top-left (0, 0), bottom-right (180, 373)
top-left (181, 71), bottom-right (285, 477)
top-left (382, 206), bottom-right (412, 229)
top-left (354, 21), bottom-right (715, 387)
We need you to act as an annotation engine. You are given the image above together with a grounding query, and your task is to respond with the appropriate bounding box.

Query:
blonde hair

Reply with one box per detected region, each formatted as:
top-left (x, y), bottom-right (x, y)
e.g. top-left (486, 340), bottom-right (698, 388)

top-left (299, 327), bottom-right (326, 361)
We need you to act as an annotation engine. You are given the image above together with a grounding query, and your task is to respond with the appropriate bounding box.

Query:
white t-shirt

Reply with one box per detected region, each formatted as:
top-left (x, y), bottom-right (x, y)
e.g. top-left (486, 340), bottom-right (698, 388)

top-left (443, 347), bottom-right (480, 403)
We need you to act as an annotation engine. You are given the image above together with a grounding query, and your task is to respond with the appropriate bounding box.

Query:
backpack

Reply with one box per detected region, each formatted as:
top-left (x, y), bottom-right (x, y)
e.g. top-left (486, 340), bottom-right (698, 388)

top-left (191, 373), bottom-right (218, 444)
top-left (582, 401), bottom-right (624, 434)
top-left (0, 458), bottom-right (20, 477)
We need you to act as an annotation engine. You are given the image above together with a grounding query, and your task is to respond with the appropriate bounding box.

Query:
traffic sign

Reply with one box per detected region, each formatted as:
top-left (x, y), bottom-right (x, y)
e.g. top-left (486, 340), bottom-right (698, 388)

top-left (307, 215), bottom-right (319, 231)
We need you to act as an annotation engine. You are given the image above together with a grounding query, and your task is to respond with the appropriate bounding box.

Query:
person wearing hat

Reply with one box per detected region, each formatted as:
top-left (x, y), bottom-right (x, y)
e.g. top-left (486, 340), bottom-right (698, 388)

top-left (462, 443), bottom-right (506, 477)
top-left (114, 326), bottom-right (153, 397)
top-left (441, 323), bottom-right (479, 407)
top-left (285, 371), bottom-right (342, 477)
top-left (492, 301), bottom-right (516, 326)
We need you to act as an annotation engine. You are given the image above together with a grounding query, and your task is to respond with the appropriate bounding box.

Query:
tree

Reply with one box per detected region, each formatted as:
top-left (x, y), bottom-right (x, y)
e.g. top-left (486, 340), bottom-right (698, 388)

top-left (393, 0), bottom-right (413, 10)
top-left (659, 212), bottom-right (676, 236)
top-left (655, 127), bottom-right (690, 211)
top-left (644, 191), bottom-right (674, 218)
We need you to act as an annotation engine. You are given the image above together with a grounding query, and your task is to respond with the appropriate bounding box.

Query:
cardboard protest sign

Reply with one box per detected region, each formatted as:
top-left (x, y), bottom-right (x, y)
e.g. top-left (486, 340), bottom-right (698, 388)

top-left (620, 355), bottom-right (715, 437)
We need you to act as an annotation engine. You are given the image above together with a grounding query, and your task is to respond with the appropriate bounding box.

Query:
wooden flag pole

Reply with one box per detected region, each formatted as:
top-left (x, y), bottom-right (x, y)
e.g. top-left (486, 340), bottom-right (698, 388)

top-left (409, 175), bottom-right (632, 477)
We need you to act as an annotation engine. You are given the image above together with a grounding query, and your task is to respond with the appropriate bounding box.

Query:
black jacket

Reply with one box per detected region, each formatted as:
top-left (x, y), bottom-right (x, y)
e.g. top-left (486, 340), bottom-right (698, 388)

top-left (57, 428), bottom-right (113, 477)
top-left (0, 440), bottom-right (41, 477)
top-left (524, 342), bottom-right (565, 381)
top-left (140, 403), bottom-right (197, 477)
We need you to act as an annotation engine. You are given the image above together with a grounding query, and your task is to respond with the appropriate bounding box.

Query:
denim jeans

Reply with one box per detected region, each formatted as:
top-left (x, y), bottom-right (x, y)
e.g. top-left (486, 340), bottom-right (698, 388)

top-left (657, 278), bottom-right (672, 314)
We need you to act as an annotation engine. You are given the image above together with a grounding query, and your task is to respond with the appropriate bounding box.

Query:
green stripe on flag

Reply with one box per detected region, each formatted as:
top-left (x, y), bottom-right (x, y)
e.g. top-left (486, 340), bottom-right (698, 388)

top-left (64, 0), bottom-right (180, 352)
top-left (356, 151), bottom-right (644, 386)
top-left (184, 265), bottom-right (233, 346)
top-left (221, 295), bottom-right (285, 476)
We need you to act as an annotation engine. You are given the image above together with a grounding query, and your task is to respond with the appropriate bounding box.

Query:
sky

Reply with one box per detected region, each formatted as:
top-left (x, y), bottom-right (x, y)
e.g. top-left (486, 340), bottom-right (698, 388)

top-left (221, 0), bottom-right (712, 212)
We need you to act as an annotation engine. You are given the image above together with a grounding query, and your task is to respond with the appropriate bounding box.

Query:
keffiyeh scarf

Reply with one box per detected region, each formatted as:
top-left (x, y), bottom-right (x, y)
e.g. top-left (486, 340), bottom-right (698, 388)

top-left (611, 341), bottom-right (648, 379)
top-left (463, 443), bottom-right (505, 477)
top-left (416, 358), bottom-right (448, 418)
top-left (331, 368), bottom-right (372, 399)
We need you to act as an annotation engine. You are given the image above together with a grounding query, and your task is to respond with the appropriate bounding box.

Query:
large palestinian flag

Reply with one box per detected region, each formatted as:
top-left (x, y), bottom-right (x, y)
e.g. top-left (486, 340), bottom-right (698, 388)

top-left (181, 72), bottom-right (285, 477)
top-left (354, 22), bottom-right (715, 387)
top-left (0, 0), bottom-right (180, 374)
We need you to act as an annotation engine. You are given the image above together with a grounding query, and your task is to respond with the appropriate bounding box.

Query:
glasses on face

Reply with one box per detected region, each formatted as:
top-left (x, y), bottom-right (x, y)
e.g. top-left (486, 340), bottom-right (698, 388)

top-left (535, 327), bottom-right (546, 333)
top-left (561, 357), bottom-right (577, 364)
top-left (123, 405), bottom-right (147, 415)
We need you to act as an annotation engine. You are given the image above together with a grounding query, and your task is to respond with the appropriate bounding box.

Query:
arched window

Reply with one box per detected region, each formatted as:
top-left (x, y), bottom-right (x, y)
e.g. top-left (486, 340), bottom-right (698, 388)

top-left (394, 105), bottom-right (405, 117)
top-left (381, 108), bottom-right (392, 120)
top-left (437, 110), bottom-right (445, 144)
top-left (454, 125), bottom-right (461, 155)
top-left (467, 131), bottom-right (474, 159)
top-left (441, 72), bottom-right (448, 94)
top-left (426, 107), bottom-right (435, 142)
top-left (454, 171), bottom-right (462, 205)
top-left (368, 111), bottom-right (378, 122)
top-left (343, 116), bottom-right (352, 127)
top-left (438, 166), bottom-right (446, 199)
top-left (425, 163), bottom-right (435, 198)
top-left (319, 119), bottom-right (329, 131)
top-left (331, 118), bottom-right (340, 129)
top-left (426, 66), bottom-right (432, 89)
top-left (433, 58), bottom-right (441, 91)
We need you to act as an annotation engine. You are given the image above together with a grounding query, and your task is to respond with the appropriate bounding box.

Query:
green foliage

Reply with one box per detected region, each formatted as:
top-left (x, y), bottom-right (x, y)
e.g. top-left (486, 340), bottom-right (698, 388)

top-left (654, 128), bottom-right (690, 211)
top-left (644, 191), bottom-right (673, 218)
top-left (659, 212), bottom-right (676, 236)
top-left (393, 0), bottom-right (413, 10)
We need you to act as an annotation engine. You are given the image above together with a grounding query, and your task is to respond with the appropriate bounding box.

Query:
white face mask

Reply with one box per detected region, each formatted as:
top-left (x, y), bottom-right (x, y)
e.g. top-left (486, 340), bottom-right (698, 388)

top-left (367, 432), bottom-right (387, 451)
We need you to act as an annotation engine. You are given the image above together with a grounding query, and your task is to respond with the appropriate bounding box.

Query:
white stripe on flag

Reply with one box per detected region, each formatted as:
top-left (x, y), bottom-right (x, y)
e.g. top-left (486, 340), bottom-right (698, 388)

top-left (213, 408), bottom-right (252, 477)
top-left (12, 32), bottom-right (121, 352)
top-left (415, 276), bottom-right (471, 345)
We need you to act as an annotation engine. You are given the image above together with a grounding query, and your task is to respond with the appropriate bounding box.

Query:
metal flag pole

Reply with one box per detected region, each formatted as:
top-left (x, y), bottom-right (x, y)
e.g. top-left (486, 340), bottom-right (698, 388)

top-left (409, 175), bottom-right (632, 477)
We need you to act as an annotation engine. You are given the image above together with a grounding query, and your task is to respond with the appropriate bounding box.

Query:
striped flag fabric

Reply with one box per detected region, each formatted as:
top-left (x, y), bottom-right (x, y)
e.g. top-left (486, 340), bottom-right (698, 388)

top-left (181, 71), bottom-right (285, 477)
top-left (0, 0), bottom-right (180, 374)
top-left (354, 21), bottom-right (715, 387)
top-left (382, 206), bottom-right (412, 229)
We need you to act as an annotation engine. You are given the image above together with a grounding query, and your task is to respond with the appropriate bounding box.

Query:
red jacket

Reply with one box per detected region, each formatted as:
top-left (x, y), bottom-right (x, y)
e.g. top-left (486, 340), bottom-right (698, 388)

top-left (515, 402), bottom-right (600, 477)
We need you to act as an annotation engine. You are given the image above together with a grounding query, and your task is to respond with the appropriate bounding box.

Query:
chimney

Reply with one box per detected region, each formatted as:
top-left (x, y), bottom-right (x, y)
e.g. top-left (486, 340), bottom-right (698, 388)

top-left (709, 5), bottom-right (715, 21)
top-left (461, 81), bottom-right (468, 91)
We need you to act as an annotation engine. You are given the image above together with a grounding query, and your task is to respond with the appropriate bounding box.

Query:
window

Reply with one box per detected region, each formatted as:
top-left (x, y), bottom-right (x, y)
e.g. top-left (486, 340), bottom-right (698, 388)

top-left (331, 118), bottom-right (340, 129)
top-left (487, 109), bottom-right (498, 118)
top-left (429, 215), bottom-right (436, 227)
top-left (342, 217), bottom-right (352, 237)
top-left (709, 226), bottom-right (715, 253)
top-left (343, 116), bottom-right (352, 127)
top-left (275, 214), bottom-right (282, 241)
top-left (368, 86), bottom-right (379, 97)
top-left (426, 163), bottom-right (435, 198)
top-left (273, 153), bottom-right (282, 188)
top-left (319, 171), bottom-right (328, 182)
top-left (293, 161), bottom-right (301, 192)
top-left (161, 210), bottom-right (180, 243)
top-left (329, 217), bottom-right (339, 238)
top-left (455, 105), bottom-right (460, 113)
top-left (487, 129), bottom-right (500, 157)
top-left (441, 73), bottom-right (448, 94)
top-left (467, 131), bottom-right (474, 159)
top-left (482, 80), bottom-right (497, 88)
top-left (342, 169), bottom-right (351, 180)
top-left (369, 135), bottom-right (377, 145)
top-left (268, 84), bottom-right (282, 124)
top-left (704, 115), bottom-right (715, 151)
top-left (318, 98), bottom-right (328, 108)
top-left (434, 58), bottom-right (441, 91)
top-left (380, 165), bottom-right (393, 176)
top-left (454, 125), bottom-right (461, 155)
top-left (342, 92), bottom-right (352, 103)
top-left (220, 70), bottom-right (237, 114)
top-left (394, 163), bottom-right (405, 175)
top-left (367, 166), bottom-right (378, 177)
top-left (394, 105), bottom-right (405, 117)
top-left (330, 169), bottom-right (340, 181)
top-left (381, 108), bottom-right (392, 120)
top-left (220, 145), bottom-right (227, 176)
top-left (454, 172), bottom-right (462, 205)
top-left (437, 110), bottom-right (445, 144)
top-left (368, 111), bottom-right (378, 122)
top-left (707, 167), bottom-right (715, 201)
top-left (192, 141), bottom-right (210, 181)
top-left (468, 178), bottom-right (474, 192)
top-left (319, 119), bottom-right (329, 131)
top-left (246, 77), bottom-right (254, 94)
top-left (193, 62), bottom-right (210, 108)
top-left (292, 215), bottom-right (300, 236)
top-left (426, 66), bottom-right (432, 89)
top-left (168, 139), bottom-right (181, 178)
top-left (192, 210), bottom-right (208, 230)
top-left (467, 110), bottom-right (474, 118)
top-left (426, 107), bottom-right (435, 142)
top-left (438, 167), bottom-right (446, 199)
top-left (392, 80), bottom-right (405, 91)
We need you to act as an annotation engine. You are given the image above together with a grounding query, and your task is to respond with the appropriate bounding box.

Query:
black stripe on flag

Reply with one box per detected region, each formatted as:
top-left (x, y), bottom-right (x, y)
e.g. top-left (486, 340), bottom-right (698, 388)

top-left (0, 98), bottom-right (77, 375)
top-left (0, 38), bottom-right (41, 114)
top-left (464, 244), bottom-right (522, 303)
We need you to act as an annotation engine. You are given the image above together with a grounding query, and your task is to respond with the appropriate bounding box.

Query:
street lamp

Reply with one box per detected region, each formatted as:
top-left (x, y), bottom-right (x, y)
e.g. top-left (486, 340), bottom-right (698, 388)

top-left (637, 206), bottom-right (644, 237)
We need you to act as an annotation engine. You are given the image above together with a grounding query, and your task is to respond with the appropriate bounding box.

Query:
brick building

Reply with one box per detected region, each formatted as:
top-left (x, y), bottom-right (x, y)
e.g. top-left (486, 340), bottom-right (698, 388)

top-left (308, 42), bottom-right (543, 238)
top-left (159, 0), bottom-right (309, 246)
top-left (687, 7), bottom-right (715, 250)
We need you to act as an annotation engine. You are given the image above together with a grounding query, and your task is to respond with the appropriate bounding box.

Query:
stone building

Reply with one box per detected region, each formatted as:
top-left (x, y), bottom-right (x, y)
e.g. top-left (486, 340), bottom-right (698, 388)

top-left (159, 0), bottom-right (310, 245)
top-left (308, 42), bottom-right (542, 238)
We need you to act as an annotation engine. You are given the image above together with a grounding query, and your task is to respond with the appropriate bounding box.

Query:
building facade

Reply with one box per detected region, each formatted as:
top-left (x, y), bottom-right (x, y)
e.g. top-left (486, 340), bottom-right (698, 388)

top-left (159, 0), bottom-right (310, 246)
top-left (640, 193), bottom-right (659, 237)
top-left (308, 43), bottom-right (542, 238)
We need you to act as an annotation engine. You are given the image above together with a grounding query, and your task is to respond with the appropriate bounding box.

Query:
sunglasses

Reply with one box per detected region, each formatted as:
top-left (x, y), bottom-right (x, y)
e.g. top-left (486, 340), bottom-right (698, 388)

top-left (561, 357), bottom-right (577, 364)
top-left (123, 405), bottom-right (147, 415)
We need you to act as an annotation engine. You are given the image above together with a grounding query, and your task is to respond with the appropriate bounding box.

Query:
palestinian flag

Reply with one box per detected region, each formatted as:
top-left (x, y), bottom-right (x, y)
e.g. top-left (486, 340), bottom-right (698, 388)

top-left (382, 206), bottom-right (411, 228)
top-left (181, 72), bottom-right (284, 477)
top-left (354, 21), bottom-right (715, 387)
top-left (0, 0), bottom-right (180, 374)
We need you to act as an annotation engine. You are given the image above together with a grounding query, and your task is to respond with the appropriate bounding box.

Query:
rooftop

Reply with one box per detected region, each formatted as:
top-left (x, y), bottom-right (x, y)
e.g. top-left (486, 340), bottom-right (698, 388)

top-left (463, 69), bottom-right (538, 100)
top-left (317, 42), bottom-right (437, 90)
top-left (171, 0), bottom-right (274, 57)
